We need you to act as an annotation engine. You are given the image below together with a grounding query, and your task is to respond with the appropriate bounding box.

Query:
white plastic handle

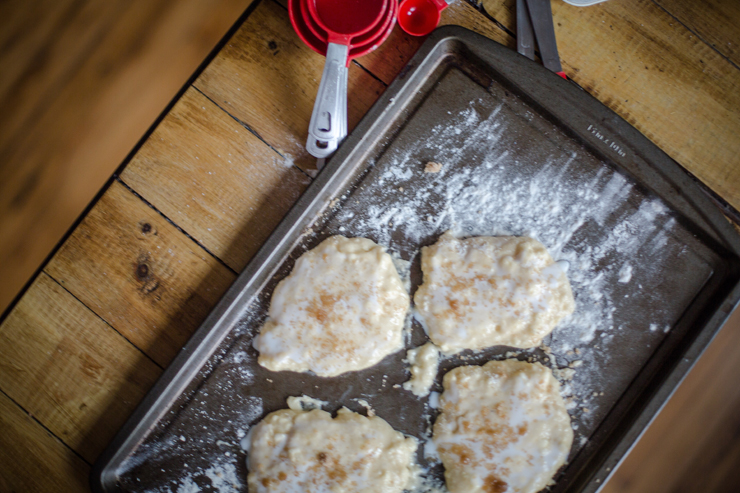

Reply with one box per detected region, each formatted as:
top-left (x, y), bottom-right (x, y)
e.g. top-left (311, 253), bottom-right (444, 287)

top-left (307, 43), bottom-right (348, 158)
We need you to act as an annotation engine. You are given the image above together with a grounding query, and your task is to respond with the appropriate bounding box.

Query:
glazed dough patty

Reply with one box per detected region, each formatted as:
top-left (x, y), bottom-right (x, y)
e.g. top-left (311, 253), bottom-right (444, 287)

top-left (253, 236), bottom-right (409, 377)
top-left (247, 402), bottom-right (418, 493)
top-left (433, 360), bottom-right (573, 493)
top-left (414, 232), bottom-right (574, 352)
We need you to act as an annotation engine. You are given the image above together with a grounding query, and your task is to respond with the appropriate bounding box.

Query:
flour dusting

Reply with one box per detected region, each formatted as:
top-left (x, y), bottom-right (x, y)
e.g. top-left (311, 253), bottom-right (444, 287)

top-left (120, 76), bottom-right (712, 492)
top-left (331, 101), bottom-right (683, 432)
top-left (142, 462), bottom-right (242, 493)
top-left (618, 264), bottom-right (633, 283)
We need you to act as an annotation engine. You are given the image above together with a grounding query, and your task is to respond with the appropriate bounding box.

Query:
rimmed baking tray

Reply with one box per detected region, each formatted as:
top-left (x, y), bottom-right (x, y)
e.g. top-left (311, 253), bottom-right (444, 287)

top-left (91, 26), bottom-right (740, 493)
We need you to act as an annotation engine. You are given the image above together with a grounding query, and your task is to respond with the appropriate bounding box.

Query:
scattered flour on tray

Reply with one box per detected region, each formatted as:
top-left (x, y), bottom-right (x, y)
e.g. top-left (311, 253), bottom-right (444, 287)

top-left (334, 103), bottom-right (677, 426)
top-left (120, 390), bottom-right (262, 493)
top-left (129, 100), bottom-right (684, 491)
top-left (228, 351), bottom-right (254, 384)
top-left (204, 463), bottom-right (242, 491)
top-left (141, 463), bottom-right (242, 493)
top-left (618, 263), bottom-right (633, 283)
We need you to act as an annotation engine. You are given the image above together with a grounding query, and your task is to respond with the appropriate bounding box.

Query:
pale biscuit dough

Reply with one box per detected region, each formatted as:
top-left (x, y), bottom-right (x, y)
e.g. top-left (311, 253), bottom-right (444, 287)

top-left (402, 342), bottom-right (440, 397)
top-left (414, 232), bottom-right (575, 352)
top-left (247, 403), bottom-right (418, 493)
top-left (433, 360), bottom-right (573, 493)
top-left (253, 236), bottom-right (409, 377)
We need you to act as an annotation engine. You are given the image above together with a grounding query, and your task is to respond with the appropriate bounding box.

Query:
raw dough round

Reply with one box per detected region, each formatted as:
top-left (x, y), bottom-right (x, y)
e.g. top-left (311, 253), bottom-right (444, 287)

top-left (253, 236), bottom-right (409, 377)
top-left (402, 342), bottom-right (440, 397)
top-left (433, 360), bottom-right (573, 493)
top-left (247, 404), bottom-right (418, 492)
top-left (414, 232), bottom-right (575, 352)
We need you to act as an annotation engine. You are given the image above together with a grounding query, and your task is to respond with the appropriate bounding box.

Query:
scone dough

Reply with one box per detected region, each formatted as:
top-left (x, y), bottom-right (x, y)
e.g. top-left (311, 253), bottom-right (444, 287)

top-left (247, 403), bottom-right (418, 493)
top-left (402, 342), bottom-right (440, 397)
top-left (433, 360), bottom-right (573, 493)
top-left (414, 232), bottom-right (575, 352)
top-left (253, 236), bottom-right (409, 377)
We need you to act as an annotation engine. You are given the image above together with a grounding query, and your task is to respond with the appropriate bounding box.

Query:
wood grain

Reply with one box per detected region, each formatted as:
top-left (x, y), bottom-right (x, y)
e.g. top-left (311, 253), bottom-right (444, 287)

top-left (2, 0), bottom-right (740, 491)
top-left (480, 0), bottom-right (740, 212)
top-left (0, 391), bottom-right (90, 493)
top-left (0, 273), bottom-right (161, 463)
top-left (0, 0), bottom-right (126, 154)
top-left (45, 180), bottom-right (237, 368)
top-left (602, 307), bottom-right (740, 493)
top-left (674, 408), bottom-right (740, 492)
top-left (194, 0), bottom-right (386, 172)
top-left (0, 0), bottom-right (253, 314)
top-left (121, 87), bottom-right (311, 272)
top-left (655, 0), bottom-right (740, 66)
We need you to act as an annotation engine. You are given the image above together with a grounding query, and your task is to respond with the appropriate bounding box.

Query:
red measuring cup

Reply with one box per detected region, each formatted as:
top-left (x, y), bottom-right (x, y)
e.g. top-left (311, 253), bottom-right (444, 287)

top-left (289, 0), bottom-right (325, 56)
top-left (398, 0), bottom-right (449, 36)
top-left (300, 0), bottom-right (394, 58)
top-left (289, 0), bottom-right (396, 157)
top-left (303, 0), bottom-right (388, 157)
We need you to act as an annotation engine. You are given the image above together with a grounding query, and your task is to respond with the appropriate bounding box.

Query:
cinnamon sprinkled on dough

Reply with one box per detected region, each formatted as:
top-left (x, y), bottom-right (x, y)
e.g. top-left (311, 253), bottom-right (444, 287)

top-left (415, 232), bottom-right (575, 352)
top-left (433, 360), bottom-right (573, 493)
top-left (254, 236), bottom-right (409, 377)
top-left (247, 404), bottom-right (418, 492)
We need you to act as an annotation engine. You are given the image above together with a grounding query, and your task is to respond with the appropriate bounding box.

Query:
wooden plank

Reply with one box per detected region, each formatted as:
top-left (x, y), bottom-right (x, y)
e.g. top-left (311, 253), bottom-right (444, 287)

top-left (121, 87), bottom-right (311, 272)
top-left (0, 0), bottom-right (253, 314)
top-left (356, 0), bottom-right (514, 85)
top-left (673, 410), bottom-right (740, 492)
top-left (194, 0), bottom-right (387, 172)
top-left (0, 0), bottom-right (76, 104)
top-left (0, 0), bottom-right (127, 155)
top-left (480, 0), bottom-right (740, 211)
top-left (602, 307), bottom-right (740, 492)
top-left (656, 0), bottom-right (740, 67)
top-left (0, 273), bottom-right (162, 463)
top-left (0, 391), bottom-right (90, 493)
top-left (45, 181), bottom-right (236, 368)
top-left (706, 439), bottom-right (740, 493)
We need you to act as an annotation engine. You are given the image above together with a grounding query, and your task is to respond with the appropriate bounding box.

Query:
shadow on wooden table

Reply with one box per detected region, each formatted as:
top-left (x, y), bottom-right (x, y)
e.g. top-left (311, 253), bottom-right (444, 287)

top-left (76, 165), bottom-right (313, 480)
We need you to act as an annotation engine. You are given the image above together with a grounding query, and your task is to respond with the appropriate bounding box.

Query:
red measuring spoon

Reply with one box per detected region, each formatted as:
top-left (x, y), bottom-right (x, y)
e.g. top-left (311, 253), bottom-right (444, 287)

top-left (398, 0), bottom-right (448, 36)
top-left (303, 0), bottom-right (388, 157)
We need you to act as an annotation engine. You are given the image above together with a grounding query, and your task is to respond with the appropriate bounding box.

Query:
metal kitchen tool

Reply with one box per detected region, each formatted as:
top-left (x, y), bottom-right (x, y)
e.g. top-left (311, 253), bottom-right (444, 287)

top-left (304, 0), bottom-right (388, 158)
top-left (518, 0), bottom-right (567, 79)
top-left (289, 0), bottom-right (396, 160)
top-left (296, 0), bottom-right (397, 167)
top-left (92, 27), bottom-right (740, 493)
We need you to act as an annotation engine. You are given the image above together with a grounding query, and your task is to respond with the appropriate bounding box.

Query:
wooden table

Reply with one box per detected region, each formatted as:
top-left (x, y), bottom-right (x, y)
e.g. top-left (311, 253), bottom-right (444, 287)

top-left (1, 0), bottom-right (739, 491)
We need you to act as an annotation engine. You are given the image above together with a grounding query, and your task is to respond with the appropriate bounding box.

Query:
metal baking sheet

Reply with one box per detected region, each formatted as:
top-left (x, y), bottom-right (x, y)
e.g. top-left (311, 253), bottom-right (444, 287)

top-left (92, 26), bottom-right (740, 493)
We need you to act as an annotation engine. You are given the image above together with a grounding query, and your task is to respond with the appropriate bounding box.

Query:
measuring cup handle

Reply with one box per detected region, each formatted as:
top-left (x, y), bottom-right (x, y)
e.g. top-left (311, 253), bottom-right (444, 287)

top-left (307, 43), bottom-right (349, 158)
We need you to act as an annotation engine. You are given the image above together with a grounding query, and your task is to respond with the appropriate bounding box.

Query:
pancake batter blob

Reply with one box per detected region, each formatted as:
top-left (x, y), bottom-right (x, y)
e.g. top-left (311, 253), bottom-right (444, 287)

top-left (402, 342), bottom-right (440, 397)
top-left (433, 360), bottom-right (573, 493)
top-left (247, 401), bottom-right (418, 492)
top-left (414, 232), bottom-right (574, 352)
top-left (254, 236), bottom-right (409, 376)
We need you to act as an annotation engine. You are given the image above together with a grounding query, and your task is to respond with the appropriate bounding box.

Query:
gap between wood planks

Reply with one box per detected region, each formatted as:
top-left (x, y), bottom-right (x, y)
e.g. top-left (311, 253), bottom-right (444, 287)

top-left (0, 385), bottom-right (92, 466)
top-left (0, 0), bottom-right (257, 316)
top-left (0, 0), bottom-right (736, 486)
